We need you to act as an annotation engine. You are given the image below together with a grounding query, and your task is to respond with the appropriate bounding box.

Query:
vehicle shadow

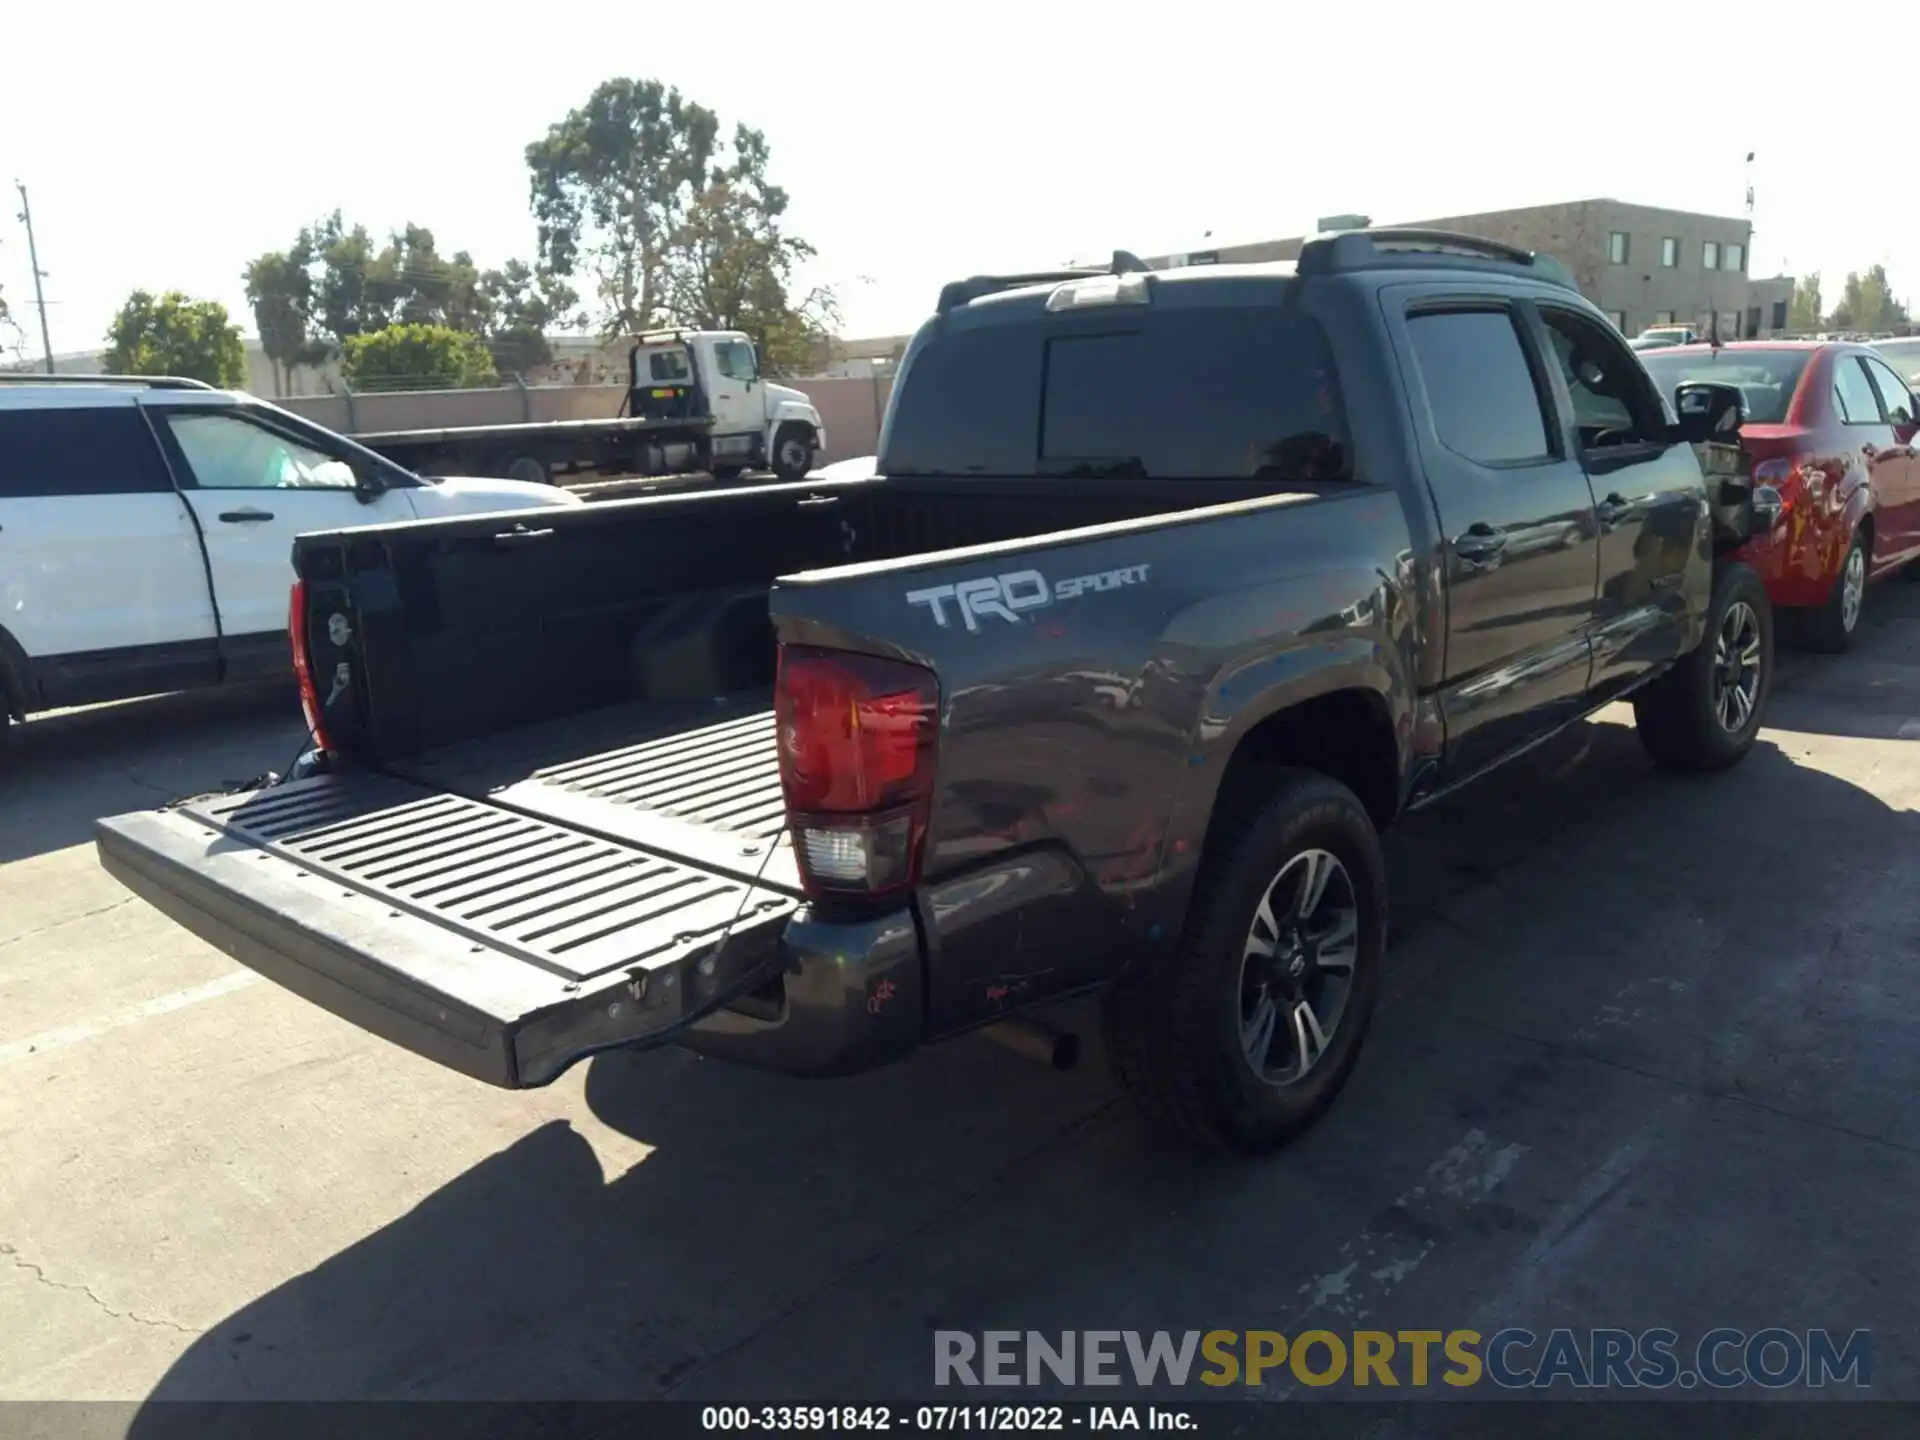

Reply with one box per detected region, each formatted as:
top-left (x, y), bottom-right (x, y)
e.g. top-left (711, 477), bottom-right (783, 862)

top-left (121, 705), bottom-right (1920, 1413)
top-left (0, 682), bottom-right (302, 865)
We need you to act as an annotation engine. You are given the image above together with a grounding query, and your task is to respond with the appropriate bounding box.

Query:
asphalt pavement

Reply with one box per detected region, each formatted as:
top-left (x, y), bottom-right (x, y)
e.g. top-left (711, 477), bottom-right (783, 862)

top-left (3, 583), bottom-right (1918, 1412)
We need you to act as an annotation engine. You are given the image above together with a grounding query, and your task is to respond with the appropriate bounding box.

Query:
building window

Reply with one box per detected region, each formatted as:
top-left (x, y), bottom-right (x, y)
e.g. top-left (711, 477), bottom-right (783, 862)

top-left (1608, 232), bottom-right (1629, 265)
top-left (1653, 310), bottom-right (1677, 325)
top-left (1661, 237), bottom-right (1679, 268)
top-left (1724, 243), bottom-right (1745, 272)
top-left (1771, 300), bottom-right (1788, 331)
top-left (1606, 311), bottom-right (1628, 332)
top-left (1703, 241), bottom-right (1720, 270)
top-left (1745, 307), bottom-right (1761, 338)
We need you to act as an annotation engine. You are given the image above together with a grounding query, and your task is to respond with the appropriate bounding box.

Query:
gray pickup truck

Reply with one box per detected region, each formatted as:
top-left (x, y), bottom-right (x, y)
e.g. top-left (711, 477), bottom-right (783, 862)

top-left (96, 231), bottom-right (1779, 1153)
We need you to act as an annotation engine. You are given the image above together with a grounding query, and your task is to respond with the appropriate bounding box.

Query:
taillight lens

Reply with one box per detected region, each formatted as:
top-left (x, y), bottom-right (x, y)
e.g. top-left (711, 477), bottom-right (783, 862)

top-left (1753, 456), bottom-right (1813, 521)
top-left (288, 579), bottom-right (333, 752)
top-left (776, 645), bottom-right (938, 899)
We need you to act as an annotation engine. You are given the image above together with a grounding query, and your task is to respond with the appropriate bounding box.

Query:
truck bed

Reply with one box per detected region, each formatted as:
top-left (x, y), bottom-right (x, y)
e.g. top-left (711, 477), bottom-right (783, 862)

top-left (391, 690), bottom-right (801, 894)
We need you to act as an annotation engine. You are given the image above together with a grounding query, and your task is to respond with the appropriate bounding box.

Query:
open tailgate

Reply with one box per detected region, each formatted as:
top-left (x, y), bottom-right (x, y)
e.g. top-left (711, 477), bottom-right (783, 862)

top-left (94, 773), bottom-right (799, 1087)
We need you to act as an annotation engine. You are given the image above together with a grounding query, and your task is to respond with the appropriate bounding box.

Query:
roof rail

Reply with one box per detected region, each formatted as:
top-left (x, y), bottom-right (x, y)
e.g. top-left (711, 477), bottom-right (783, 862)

top-left (0, 371), bottom-right (217, 390)
top-left (936, 249), bottom-right (1153, 314)
top-left (1297, 228), bottom-right (1578, 291)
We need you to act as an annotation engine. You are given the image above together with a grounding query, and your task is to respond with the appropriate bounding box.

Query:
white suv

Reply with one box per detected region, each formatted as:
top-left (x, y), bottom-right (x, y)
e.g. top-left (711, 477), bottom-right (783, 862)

top-left (0, 377), bottom-right (580, 745)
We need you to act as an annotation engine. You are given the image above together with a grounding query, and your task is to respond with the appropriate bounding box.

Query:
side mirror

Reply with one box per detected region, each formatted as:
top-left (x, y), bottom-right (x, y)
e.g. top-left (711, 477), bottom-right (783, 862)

top-left (1671, 381), bottom-right (1745, 444)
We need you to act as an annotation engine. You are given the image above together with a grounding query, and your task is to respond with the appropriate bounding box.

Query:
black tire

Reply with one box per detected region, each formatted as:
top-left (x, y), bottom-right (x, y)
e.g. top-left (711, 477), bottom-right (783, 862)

top-left (1632, 561), bottom-right (1772, 772)
top-left (770, 424), bottom-right (817, 483)
top-left (710, 465), bottom-right (745, 482)
top-left (1803, 526), bottom-right (1869, 653)
top-left (505, 454), bottom-right (551, 487)
top-left (1103, 768), bottom-right (1387, 1155)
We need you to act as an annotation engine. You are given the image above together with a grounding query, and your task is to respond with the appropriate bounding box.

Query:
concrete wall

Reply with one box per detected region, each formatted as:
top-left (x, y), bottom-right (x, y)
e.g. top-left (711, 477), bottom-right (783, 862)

top-left (280, 374), bottom-right (893, 466)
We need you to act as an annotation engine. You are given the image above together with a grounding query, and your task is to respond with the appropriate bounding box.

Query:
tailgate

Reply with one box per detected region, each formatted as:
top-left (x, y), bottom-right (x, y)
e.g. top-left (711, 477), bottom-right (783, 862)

top-left (94, 773), bottom-right (799, 1088)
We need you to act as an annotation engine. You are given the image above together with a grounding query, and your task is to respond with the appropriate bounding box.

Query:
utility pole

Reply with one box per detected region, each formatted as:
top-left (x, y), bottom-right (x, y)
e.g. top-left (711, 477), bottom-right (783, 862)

top-left (14, 182), bottom-right (55, 374)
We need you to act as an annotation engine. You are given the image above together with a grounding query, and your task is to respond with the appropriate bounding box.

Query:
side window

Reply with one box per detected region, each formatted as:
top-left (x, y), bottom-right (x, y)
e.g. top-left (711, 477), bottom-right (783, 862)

top-left (648, 350), bottom-right (691, 383)
top-left (164, 411), bottom-right (358, 490)
top-left (1538, 307), bottom-right (1664, 448)
top-left (0, 406), bottom-right (174, 498)
top-left (714, 341), bottom-right (759, 382)
top-left (1832, 357), bottom-right (1885, 426)
top-left (1405, 309), bottom-right (1552, 466)
top-left (1863, 357), bottom-right (1916, 426)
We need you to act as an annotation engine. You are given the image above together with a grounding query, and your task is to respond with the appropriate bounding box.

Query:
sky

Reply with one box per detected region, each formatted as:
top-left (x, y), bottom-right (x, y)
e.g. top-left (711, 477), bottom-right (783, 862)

top-left (2, 1), bottom-right (1912, 361)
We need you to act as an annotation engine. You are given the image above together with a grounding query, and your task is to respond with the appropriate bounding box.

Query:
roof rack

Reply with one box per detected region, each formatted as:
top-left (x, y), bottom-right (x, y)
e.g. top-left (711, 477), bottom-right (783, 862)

top-left (1297, 228), bottom-right (1579, 291)
top-left (0, 372), bottom-right (217, 390)
top-left (937, 250), bottom-right (1153, 314)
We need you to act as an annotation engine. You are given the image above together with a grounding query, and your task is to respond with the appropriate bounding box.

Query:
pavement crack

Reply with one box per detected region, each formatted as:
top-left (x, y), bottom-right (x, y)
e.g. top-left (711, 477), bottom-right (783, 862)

top-left (0, 897), bottom-right (135, 952)
top-left (1, 1242), bottom-right (201, 1335)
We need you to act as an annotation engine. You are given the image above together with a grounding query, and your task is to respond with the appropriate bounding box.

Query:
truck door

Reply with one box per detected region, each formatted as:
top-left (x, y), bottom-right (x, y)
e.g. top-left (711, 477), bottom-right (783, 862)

top-left (147, 403), bottom-right (417, 670)
top-left (1384, 292), bottom-right (1601, 781)
top-left (1531, 302), bottom-right (1711, 702)
top-left (702, 335), bottom-right (769, 468)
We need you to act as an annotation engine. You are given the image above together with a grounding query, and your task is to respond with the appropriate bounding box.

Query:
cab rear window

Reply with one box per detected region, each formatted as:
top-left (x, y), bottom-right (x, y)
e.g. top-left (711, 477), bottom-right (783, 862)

top-left (882, 305), bottom-right (1350, 482)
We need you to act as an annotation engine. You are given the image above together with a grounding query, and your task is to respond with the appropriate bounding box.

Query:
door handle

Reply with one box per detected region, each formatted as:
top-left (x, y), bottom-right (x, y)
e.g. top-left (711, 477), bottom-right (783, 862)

top-left (492, 526), bottom-right (555, 548)
top-left (1595, 493), bottom-right (1637, 529)
top-left (1452, 524), bottom-right (1507, 565)
top-left (218, 509), bottom-right (274, 523)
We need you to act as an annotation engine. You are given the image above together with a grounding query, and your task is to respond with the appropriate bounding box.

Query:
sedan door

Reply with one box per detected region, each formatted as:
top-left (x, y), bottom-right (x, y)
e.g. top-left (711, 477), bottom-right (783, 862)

top-left (1830, 354), bottom-right (1906, 576)
top-left (148, 404), bottom-right (417, 671)
top-left (1860, 353), bottom-right (1920, 565)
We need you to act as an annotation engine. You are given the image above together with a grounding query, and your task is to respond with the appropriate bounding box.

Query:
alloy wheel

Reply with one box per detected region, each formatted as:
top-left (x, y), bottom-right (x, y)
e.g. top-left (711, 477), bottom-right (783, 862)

top-left (1237, 849), bottom-right (1359, 1085)
top-left (1712, 599), bottom-right (1763, 734)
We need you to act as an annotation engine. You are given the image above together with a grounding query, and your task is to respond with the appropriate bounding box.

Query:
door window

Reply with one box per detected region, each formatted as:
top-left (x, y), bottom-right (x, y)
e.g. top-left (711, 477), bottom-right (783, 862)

top-left (0, 406), bottom-right (174, 496)
top-left (1863, 356), bottom-right (1916, 426)
top-left (714, 341), bottom-right (759, 382)
top-left (1405, 309), bottom-right (1553, 466)
top-left (1538, 307), bottom-right (1665, 450)
top-left (164, 411), bottom-right (359, 490)
top-left (1833, 357), bottom-right (1887, 426)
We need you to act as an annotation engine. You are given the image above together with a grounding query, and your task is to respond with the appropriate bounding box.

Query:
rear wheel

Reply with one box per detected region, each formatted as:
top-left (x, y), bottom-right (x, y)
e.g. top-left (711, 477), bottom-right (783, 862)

top-left (1104, 768), bottom-right (1387, 1154)
top-left (1633, 561), bottom-right (1772, 772)
top-left (1804, 527), bottom-right (1869, 653)
top-left (771, 425), bottom-right (817, 482)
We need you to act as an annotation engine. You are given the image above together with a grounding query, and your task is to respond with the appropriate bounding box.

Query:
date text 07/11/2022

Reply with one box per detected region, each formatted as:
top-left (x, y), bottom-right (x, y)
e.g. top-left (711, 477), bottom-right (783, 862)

top-left (699, 1404), bottom-right (1197, 1432)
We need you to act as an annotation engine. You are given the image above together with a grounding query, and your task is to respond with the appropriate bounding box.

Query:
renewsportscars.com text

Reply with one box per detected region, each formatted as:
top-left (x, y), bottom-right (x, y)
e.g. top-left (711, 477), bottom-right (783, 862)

top-left (934, 1328), bottom-right (1872, 1390)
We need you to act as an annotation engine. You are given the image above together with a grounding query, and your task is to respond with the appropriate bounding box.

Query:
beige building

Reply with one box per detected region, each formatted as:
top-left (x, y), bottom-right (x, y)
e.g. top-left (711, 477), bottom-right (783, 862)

top-left (1150, 199), bottom-right (1796, 343)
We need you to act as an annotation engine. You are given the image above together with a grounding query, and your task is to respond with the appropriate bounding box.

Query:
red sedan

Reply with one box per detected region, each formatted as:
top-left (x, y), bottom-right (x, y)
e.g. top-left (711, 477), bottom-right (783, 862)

top-left (1640, 341), bottom-right (1920, 650)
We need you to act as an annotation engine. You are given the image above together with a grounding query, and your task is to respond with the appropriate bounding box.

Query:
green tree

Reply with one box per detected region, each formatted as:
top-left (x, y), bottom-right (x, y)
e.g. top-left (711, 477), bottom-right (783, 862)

top-left (479, 258), bottom-right (580, 374)
top-left (102, 291), bottom-right (246, 386)
top-left (1840, 265), bottom-right (1907, 331)
top-left (526, 77), bottom-right (721, 334)
top-left (1788, 273), bottom-right (1822, 333)
top-left (341, 323), bottom-right (496, 390)
top-left (242, 250), bottom-right (323, 396)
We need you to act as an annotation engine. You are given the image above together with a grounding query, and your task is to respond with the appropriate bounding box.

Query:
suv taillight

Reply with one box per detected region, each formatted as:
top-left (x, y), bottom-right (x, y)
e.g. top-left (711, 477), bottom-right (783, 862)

top-left (775, 645), bottom-right (938, 899)
top-left (288, 579), bottom-right (333, 752)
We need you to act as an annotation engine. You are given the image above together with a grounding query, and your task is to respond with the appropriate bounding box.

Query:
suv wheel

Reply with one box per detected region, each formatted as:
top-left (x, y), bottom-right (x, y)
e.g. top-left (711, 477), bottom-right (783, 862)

top-left (1104, 768), bottom-right (1386, 1154)
top-left (1633, 561), bottom-right (1773, 772)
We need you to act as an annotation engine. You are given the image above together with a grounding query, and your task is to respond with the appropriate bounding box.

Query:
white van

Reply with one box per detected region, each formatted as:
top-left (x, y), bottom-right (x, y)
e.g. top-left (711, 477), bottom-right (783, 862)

top-left (0, 377), bottom-right (580, 746)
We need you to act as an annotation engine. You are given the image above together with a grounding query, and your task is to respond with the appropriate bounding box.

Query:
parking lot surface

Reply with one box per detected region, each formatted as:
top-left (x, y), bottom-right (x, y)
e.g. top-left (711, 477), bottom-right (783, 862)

top-left (3, 586), bottom-right (1918, 1408)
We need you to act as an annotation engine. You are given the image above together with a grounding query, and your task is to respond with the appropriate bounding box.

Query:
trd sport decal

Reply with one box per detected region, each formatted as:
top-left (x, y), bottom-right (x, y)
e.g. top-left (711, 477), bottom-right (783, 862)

top-left (906, 563), bottom-right (1151, 632)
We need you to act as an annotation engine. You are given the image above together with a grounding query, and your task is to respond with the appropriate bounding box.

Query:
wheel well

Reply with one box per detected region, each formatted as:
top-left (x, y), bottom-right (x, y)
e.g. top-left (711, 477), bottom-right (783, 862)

top-left (0, 623), bottom-right (30, 721)
top-left (1215, 689), bottom-right (1400, 832)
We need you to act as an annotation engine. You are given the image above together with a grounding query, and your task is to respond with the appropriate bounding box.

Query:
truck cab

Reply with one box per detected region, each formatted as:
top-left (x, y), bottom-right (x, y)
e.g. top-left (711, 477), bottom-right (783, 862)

top-left (629, 330), bottom-right (826, 481)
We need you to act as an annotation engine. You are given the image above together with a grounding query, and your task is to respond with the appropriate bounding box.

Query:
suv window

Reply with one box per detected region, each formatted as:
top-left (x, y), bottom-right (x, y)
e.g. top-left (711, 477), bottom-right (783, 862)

top-left (1405, 309), bottom-right (1552, 466)
top-left (882, 304), bottom-right (1350, 481)
top-left (1863, 356), bottom-right (1916, 426)
top-left (0, 405), bottom-right (173, 498)
top-left (163, 410), bottom-right (358, 490)
top-left (1539, 307), bottom-right (1665, 449)
top-left (1832, 356), bottom-right (1886, 426)
top-left (648, 349), bottom-right (692, 383)
top-left (714, 340), bottom-right (758, 382)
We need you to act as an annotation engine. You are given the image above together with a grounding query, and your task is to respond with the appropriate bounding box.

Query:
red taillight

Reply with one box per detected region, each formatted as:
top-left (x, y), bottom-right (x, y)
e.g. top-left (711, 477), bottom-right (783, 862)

top-left (1753, 456), bottom-right (1813, 521)
top-left (288, 579), bottom-right (333, 752)
top-left (776, 645), bottom-right (938, 899)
